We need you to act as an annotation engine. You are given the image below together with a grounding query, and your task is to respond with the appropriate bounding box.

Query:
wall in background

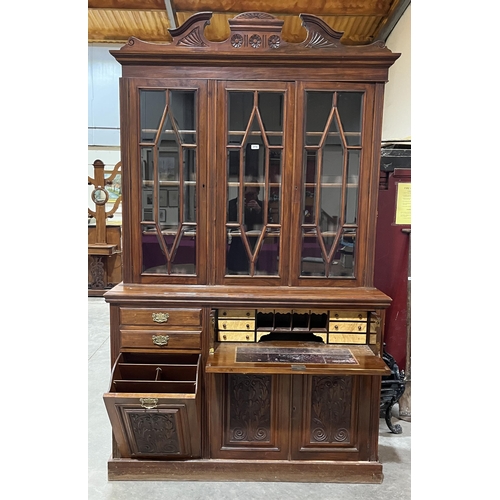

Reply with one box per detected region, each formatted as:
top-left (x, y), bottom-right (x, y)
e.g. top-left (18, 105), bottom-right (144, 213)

top-left (382, 4), bottom-right (411, 142)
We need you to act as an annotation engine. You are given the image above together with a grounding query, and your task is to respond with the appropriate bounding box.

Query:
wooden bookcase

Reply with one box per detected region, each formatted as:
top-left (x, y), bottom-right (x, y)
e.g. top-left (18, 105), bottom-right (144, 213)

top-left (103, 11), bottom-right (399, 483)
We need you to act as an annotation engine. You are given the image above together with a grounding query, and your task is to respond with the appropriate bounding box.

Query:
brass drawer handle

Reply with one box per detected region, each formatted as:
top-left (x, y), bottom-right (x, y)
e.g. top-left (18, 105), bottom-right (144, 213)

top-left (246, 324), bottom-right (250, 329)
top-left (140, 398), bottom-right (158, 409)
top-left (152, 312), bottom-right (169, 323)
top-left (334, 325), bottom-right (339, 330)
top-left (152, 334), bottom-right (170, 346)
top-left (223, 334), bottom-right (227, 340)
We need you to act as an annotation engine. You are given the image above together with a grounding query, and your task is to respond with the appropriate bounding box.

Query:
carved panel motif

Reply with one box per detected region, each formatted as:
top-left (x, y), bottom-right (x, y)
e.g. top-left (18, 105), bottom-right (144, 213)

top-left (228, 374), bottom-right (272, 442)
top-left (129, 412), bottom-right (180, 454)
top-left (231, 34), bottom-right (243, 48)
top-left (89, 256), bottom-right (105, 288)
top-left (310, 376), bottom-right (352, 443)
top-left (176, 26), bottom-right (208, 47)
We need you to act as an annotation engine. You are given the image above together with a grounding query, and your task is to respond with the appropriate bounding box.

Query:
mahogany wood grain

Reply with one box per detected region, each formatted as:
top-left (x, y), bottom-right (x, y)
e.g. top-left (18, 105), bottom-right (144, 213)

top-left (103, 11), bottom-right (399, 483)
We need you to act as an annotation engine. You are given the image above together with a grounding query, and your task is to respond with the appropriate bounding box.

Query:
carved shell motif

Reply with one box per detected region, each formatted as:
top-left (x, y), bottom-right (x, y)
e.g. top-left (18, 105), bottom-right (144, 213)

top-left (177, 26), bottom-right (208, 47)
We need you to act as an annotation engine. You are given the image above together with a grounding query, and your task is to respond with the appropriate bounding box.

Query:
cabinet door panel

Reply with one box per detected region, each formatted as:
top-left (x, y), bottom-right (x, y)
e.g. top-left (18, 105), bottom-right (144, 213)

top-left (124, 79), bottom-right (208, 284)
top-left (216, 81), bottom-right (294, 285)
top-left (209, 373), bottom-right (290, 459)
top-left (104, 395), bottom-right (200, 458)
top-left (290, 374), bottom-right (360, 460)
top-left (291, 82), bottom-right (376, 287)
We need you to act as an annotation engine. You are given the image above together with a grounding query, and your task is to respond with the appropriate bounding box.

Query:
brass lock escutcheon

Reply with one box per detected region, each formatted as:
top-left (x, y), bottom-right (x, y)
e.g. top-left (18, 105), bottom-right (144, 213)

top-left (140, 397), bottom-right (158, 409)
top-left (152, 334), bottom-right (170, 346)
top-left (152, 312), bottom-right (169, 323)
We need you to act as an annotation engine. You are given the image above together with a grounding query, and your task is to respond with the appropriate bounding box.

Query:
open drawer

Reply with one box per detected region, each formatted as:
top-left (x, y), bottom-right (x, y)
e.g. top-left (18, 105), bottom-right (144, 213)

top-left (103, 352), bottom-right (201, 459)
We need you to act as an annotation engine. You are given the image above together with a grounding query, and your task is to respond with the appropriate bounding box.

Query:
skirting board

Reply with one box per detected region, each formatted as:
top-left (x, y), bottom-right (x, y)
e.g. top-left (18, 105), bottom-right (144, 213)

top-left (108, 458), bottom-right (384, 483)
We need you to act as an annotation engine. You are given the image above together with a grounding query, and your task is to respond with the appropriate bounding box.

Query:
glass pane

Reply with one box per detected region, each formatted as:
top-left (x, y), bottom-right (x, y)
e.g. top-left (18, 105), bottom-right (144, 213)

top-left (141, 147), bottom-right (154, 182)
top-left (305, 92), bottom-right (333, 145)
top-left (227, 149), bottom-right (241, 184)
top-left (226, 231), bottom-right (251, 274)
top-left (183, 184), bottom-right (196, 223)
top-left (338, 229), bottom-right (356, 276)
top-left (258, 92), bottom-right (283, 146)
top-left (183, 149), bottom-right (196, 182)
top-left (158, 150), bottom-right (179, 182)
top-left (245, 122), bottom-right (265, 182)
top-left (320, 186), bottom-right (341, 257)
top-left (322, 118), bottom-right (344, 183)
top-left (303, 185), bottom-right (316, 224)
top-left (301, 231), bottom-right (325, 276)
top-left (228, 92), bottom-right (253, 145)
top-left (337, 92), bottom-right (363, 146)
top-left (256, 235), bottom-right (279, 275)
top-left (170, 90), bottom-right (196, 144)
top-left (300, 89), bottom-right (360, 279)
top-left (158, 186), bottom-right (178, 231)
top-left (166, 229), bottom-right (196, 274)
top-left (225, 89), bottom-right (284, 277)
top-left (140, 88), bottom-right (197, 276)
top-left (140, 90), bottom-right (166, 143)
top-left (345, 151), bottom-right (360, 224)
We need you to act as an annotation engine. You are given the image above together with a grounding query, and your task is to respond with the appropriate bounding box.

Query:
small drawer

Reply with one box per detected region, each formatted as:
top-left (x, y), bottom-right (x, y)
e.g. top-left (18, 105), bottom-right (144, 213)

top-left (218, 331), bottom-right (255, 342)
top-left (120, 329), bottom-right (201, 350)
top-left (330, 311), bottom-right (367, 321)
top-left (329, 321), bottom-right (367, 333)
top-left (328, 333), bottom-right (367, 344)
top-left (218, 309), bottom-right (255, 319)
top-left (120, 307), bottom-right (202, 327)
top-left (218, 319), bottom-right (255, 331)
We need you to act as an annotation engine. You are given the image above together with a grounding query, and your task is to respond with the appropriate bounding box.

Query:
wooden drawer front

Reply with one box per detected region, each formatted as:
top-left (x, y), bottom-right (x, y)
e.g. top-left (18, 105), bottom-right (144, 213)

top-left (330, 311), bottom-right (367, 321)
top-left (218, 331), bottom-right (256, 342)
top-left (121, 330), bottom-right (201, 350)
top-left (219, 309), bottom-right (255, 319)
top-left (104, 353), bottom-right (201, 458)
top-left (218, 319), bottom-right (255, 331)
top-left (120, 307), bottom-right (202, 327)
top-left (328, 333), bottom-right (367, 345)
top-left (329, 321), bottom-right (367, 333)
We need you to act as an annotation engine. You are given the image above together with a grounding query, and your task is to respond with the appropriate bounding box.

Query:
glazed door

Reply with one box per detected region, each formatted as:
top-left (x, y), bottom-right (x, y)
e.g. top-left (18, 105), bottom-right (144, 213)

top-left (291, 83), bottom-right (377, 287)
top-left (214, 81), bottom-right (294, 285)
top-left (123, 78), bottom-right (208, 284)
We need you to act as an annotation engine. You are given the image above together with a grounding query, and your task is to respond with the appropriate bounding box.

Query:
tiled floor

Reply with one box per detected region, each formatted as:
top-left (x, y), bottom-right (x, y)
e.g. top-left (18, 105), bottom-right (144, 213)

top-left (89, 297), bottom-right (411, 499)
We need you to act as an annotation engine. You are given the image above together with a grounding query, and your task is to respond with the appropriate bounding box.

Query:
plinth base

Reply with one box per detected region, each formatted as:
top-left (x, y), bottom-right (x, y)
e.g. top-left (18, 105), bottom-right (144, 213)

top-left (108, 458), bottom-right (384, 483)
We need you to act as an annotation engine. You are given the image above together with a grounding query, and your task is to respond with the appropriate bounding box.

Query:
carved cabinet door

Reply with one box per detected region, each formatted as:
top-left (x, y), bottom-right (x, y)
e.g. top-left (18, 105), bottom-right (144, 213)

top-left (290, 374), bottom-right (377, 461)
top-left (104, 394), bottom-right (201, 459)
top-left (209, 373), bottom-right (291, 459)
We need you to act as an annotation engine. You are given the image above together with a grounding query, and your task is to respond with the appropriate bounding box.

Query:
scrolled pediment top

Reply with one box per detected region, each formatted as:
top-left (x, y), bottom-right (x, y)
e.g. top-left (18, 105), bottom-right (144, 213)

top-left (112, 12), bottom-right (397, 57)
top-left (300, 13), bottom-right (345, 48)
top-left (169, 11), bottom-right (212, 47)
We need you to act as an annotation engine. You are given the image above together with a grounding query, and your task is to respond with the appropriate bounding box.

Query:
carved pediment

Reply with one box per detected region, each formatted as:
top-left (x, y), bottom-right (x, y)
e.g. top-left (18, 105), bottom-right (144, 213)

top-left (166, 11), bottom-right (370, 51)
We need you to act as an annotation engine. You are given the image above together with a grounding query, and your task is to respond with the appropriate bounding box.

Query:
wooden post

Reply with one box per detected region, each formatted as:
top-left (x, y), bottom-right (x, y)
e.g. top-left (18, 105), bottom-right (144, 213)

top-left (398, 228), bottom-right (411, 421)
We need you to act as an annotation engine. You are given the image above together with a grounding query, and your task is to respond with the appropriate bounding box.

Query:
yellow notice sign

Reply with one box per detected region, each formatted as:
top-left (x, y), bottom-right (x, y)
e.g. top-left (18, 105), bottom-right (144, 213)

top-left (395, 183), bottom-right (411, 225)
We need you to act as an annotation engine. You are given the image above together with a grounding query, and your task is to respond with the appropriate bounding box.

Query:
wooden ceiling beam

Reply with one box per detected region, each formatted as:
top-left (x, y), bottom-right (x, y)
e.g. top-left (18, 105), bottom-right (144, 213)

top-left (88, 0), bottom-right (166, 9)
top-left (88, 0), bottom-right (396, 17)
top-left (172, 0), bottom-right (395, 17)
